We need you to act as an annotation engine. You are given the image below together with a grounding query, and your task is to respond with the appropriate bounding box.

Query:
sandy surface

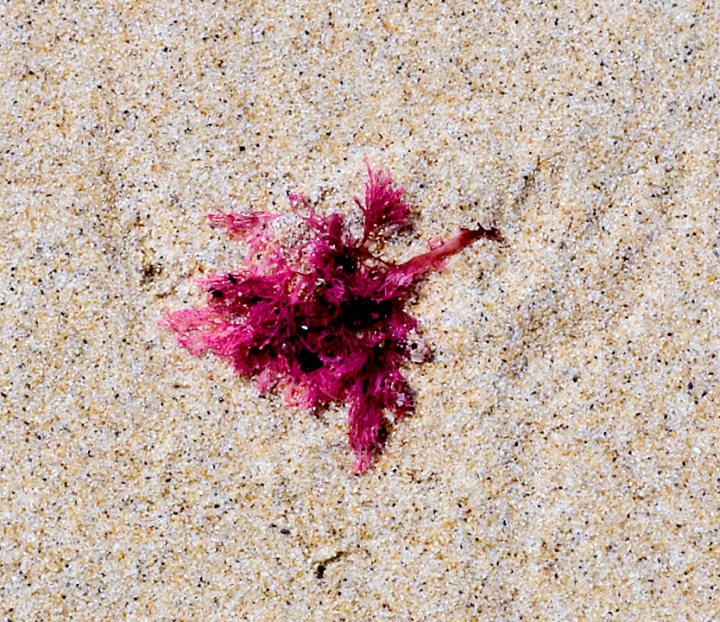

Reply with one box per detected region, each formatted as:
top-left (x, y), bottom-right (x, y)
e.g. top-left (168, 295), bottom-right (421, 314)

top-left (2, 0), bottom-right (720, 620)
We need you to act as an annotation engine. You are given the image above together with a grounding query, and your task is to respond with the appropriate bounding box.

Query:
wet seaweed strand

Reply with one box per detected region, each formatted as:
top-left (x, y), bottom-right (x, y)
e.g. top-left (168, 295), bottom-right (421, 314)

top-left (161, 160), bottom-right (500, 473)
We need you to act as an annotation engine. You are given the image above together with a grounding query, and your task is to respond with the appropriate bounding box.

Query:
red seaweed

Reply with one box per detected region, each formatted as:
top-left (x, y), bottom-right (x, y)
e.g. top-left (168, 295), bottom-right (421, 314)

top-left (161, 160), bottom-right (500, 473)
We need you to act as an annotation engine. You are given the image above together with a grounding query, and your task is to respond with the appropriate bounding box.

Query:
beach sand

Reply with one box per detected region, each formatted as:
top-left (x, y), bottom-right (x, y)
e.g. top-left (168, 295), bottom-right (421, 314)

top-left (1, 1), bottom-right (719, 619)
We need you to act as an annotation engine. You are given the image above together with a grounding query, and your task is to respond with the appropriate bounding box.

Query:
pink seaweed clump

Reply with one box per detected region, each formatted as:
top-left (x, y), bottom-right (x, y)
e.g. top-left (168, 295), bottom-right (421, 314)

top-left (161, 161), bottom-right (500, 473)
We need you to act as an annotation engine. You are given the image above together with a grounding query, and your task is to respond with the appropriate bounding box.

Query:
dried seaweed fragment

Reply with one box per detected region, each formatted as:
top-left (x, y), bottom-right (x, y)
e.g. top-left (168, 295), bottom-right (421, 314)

top-left (161, 161), bottom-right (500, 473)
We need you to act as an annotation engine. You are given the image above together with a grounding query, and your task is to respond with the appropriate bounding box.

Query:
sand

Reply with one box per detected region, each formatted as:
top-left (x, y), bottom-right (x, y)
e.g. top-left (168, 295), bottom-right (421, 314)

top-left (1, 0), bottom-right (719, 619)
